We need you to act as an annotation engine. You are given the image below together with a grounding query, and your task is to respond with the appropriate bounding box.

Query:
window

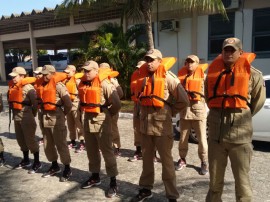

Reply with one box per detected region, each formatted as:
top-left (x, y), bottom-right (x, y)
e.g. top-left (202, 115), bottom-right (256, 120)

top-left (253, 8), bottom-right (270, 58)
top-left (266, 80), bottom-right (270, 99)
top-left (208, 13), bottom-right (235, 59)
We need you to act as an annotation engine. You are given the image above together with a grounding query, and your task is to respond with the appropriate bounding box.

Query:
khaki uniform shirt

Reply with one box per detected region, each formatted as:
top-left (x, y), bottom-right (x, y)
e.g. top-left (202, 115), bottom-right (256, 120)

top-left (140, 71), bottom-right (190, 136)
top-left (70, 78), bottom-right (80, 111)
top-left (12, 84), bottom-right (38, 122)
top-left (206, 66), bottom-right (266, 143)
top-left (85, 79), bottom-right (121, 133)
top-left (42, 82), bottom-right (72, 128)
top-left (111, 78), bottom-right (124, 99)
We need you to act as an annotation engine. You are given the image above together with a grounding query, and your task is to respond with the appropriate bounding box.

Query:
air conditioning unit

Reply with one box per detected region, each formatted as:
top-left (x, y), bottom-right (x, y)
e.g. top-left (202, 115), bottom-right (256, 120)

top-left (159, 20), bottom-right (180, 32)
top-left (222, 0), bottom-right (239, 10)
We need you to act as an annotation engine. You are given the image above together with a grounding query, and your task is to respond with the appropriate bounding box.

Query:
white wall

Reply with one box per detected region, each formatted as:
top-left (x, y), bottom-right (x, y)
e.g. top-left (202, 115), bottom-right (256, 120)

top-left (156, 8), bottom-right (270, 76)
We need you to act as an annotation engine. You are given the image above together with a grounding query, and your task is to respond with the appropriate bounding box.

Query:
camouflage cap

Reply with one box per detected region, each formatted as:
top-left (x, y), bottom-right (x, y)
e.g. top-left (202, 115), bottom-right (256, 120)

top-left (145, 49), bottom-right (163, 59)
top-left (99, 63), bottom-right (110, 69)
top-left (9, 67), bottom-right (27, 77)
top-left (64, 65), bottom-right (76, 73)
top-left (33, 66), bottom-right (43, 74)
top-left (185, 55), bottom-right (199, 63)
top-left (82, 60), bottom-right (99, 71)
top-left (222, 37), bottom-right (243, 50)
top-left (41, 65), bottom-right (56, 75)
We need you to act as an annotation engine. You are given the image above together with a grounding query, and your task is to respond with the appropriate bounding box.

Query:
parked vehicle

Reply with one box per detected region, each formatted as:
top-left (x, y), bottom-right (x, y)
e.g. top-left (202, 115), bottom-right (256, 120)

top-left (252, 75), bottom-right (270, 142)
top-left (173, 75), bottom-right (270, 143)
top-left (38, 54), bottom-right (68, 71)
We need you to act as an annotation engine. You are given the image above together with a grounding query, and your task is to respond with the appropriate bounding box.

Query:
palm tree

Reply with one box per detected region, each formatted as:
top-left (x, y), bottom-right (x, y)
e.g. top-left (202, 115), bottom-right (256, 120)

top-left (85, 22), bottom-right (147, 98)
top-left (56, 0), bottom-right (226, 49)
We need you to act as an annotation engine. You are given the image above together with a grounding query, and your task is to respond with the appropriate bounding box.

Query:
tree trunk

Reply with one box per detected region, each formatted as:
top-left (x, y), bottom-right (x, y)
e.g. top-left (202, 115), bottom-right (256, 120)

top-left (141, 0), bottom-right (154, 50)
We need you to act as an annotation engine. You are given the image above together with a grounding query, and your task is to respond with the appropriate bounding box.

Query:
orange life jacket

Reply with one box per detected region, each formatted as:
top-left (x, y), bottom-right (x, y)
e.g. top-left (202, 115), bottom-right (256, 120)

top-left (178, 64), bottom-right (207, 101)
top-left (136, 63), bottom-right (166, 107)
top-left (40, 72), bottom-right (67, 111)
top-left (78, 72), bottom-right (109, 113)
top-left (34, 77), bottom-right (44, 108)
top-left (207, 52), bottom-right (255, 109)
top-left (8, 77), bottom-right (36, 110)
top-left (130, 69), bottom-right (140, 102)
top-left (65, 76), bottom-right (77, 101)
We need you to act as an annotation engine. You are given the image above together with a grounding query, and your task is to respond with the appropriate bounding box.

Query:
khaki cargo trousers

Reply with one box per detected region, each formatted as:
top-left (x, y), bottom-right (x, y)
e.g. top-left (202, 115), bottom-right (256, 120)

top-left (66, 109), bottom-right (84, 141)
top-left (206, 140), bottom-right (253, 202)
top-left (178, 119), bottom-right (208, 162)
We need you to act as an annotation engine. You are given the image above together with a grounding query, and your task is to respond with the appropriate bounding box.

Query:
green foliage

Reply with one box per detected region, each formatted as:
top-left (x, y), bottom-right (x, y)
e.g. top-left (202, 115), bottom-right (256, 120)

top-left (78, 22), bottom-right (147, 99)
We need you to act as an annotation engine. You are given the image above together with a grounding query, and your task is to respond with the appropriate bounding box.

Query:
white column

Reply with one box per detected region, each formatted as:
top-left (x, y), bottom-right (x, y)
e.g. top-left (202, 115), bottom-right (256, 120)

top-left (29, 22), bottom-right (38, 70)
top-left (0, 41), bottom-right (6, 81)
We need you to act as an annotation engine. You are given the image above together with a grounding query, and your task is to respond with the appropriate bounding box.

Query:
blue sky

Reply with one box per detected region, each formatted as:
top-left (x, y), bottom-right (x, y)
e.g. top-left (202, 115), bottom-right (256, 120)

top-left (0, 0), bottom-right (63, 16)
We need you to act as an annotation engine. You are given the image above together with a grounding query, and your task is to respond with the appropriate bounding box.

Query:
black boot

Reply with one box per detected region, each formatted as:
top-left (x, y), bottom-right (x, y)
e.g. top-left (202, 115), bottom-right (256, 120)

top-left (28, 152), bottom-right (42, 174)
top-left (107, 176), bottom-right (118, 198)
top-left (60, 164), bottom-right (72, 182)
top-left (14, 151), bottom-right (31, 169)
top-left (42, 161), bottom-right (61, 178)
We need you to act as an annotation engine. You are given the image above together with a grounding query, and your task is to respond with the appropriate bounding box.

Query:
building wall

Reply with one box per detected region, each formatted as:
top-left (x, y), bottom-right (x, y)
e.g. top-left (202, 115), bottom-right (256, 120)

top-left (154, 4), bottom-right (270, 76)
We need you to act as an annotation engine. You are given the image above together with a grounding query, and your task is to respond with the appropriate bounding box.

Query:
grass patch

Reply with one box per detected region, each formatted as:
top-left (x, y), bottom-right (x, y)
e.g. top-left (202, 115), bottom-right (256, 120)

top-left (121, 100), bottom-right (134, 113)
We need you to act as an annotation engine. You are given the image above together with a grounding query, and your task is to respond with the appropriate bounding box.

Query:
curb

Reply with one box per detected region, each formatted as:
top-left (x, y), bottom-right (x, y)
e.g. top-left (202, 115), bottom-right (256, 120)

top-left (119, 112), bottom-right (133, 119)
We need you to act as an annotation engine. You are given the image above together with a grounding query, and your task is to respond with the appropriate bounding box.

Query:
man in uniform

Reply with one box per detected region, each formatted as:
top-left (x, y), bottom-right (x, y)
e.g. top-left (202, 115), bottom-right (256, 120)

top-left (133, 49), bottom-right (189, 201)
top-left (39, 65), bottom-right (73, 182)
top-left (176, 55), bottom-right (208, 175)
top-left (0, 93), bottom-right (5, 167)
top-left (33, 66), bottom-right (44, 145)
top-left (8, 67), bottom-right (41, 174)
top-left (63, 65), bottom-right (85, 153)
top-left (79, 61), bottom-right (121, 198)
top-left (99, 62), bottom-right (123, 157)
top-left (128, 61), bottom-right (145, 162)
top-left (205, 37), bottom-right (266, 202)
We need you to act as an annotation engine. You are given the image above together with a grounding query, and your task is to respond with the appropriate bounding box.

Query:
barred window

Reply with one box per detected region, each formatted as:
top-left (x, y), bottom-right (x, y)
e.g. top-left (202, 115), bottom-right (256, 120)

top-left (253, 8), bottom-right (270, 58)
top-left (208, 12), bottom-right (235, 60)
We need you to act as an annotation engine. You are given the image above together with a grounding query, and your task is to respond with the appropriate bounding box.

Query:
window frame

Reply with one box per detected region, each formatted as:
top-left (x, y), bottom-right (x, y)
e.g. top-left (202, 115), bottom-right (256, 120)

top-left (252, 8), bottom-right (270, 58)
top-left (208, 12), bottom-right (235, 60)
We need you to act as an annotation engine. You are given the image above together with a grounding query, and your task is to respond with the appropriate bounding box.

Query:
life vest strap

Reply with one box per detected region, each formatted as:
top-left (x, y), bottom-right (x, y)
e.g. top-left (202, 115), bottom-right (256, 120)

top-left (8, 101), bottom-right (32, 107)
top-left (42, 102), bottom-right (62, 108)
top-left (139, 95), bottom-right (170, 106)
top-left (208, 94), bottom-right (251, 108)
top-left (186, 90), bottom-right (205, 99)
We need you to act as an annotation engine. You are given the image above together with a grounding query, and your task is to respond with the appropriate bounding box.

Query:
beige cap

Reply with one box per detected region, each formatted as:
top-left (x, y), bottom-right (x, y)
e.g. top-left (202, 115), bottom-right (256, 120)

top-left (82, 60), bottom-right (99, 71)
top-left (9, 67), bottom-right (26, 77)
top-left (136, 61), bottom-right (146, 68)
top-left (41, 65), bottom-right (56, 75)
top-left (185, 55), bottom-right (199, 63)
top-left (222, 37), bottom-right (242, 50)
top-left (145, 49), bottom-right (163, 59)
top-left (99, 63), bottom-right (110, 69)
top-left (33, 66), bottom-right (43, 74)
top-left (64, 65), bottom-right (76, 73)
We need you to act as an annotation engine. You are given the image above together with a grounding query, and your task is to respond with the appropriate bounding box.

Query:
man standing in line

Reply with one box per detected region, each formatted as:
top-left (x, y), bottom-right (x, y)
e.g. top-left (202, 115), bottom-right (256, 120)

top-left (33, 66), bottom-right (45, 145)
top-left (63, 65), bottom-right (85, 153)
top-left (176, 55), bottom-right (208, 175)
top-left (133, 49), bottom-right (189, 202)
top-left (79, 61), bottom-right (121, 198)
top-left (8, 67), bottom-right (41, 174)
top-left (99, 63), bottom-right (124, 158)
top-left (128, 61), bottom-right (145, 162)
top-left (38, 65), bottom-right (73, 182)
top-left (205, 37), bottom-right (266, 202)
